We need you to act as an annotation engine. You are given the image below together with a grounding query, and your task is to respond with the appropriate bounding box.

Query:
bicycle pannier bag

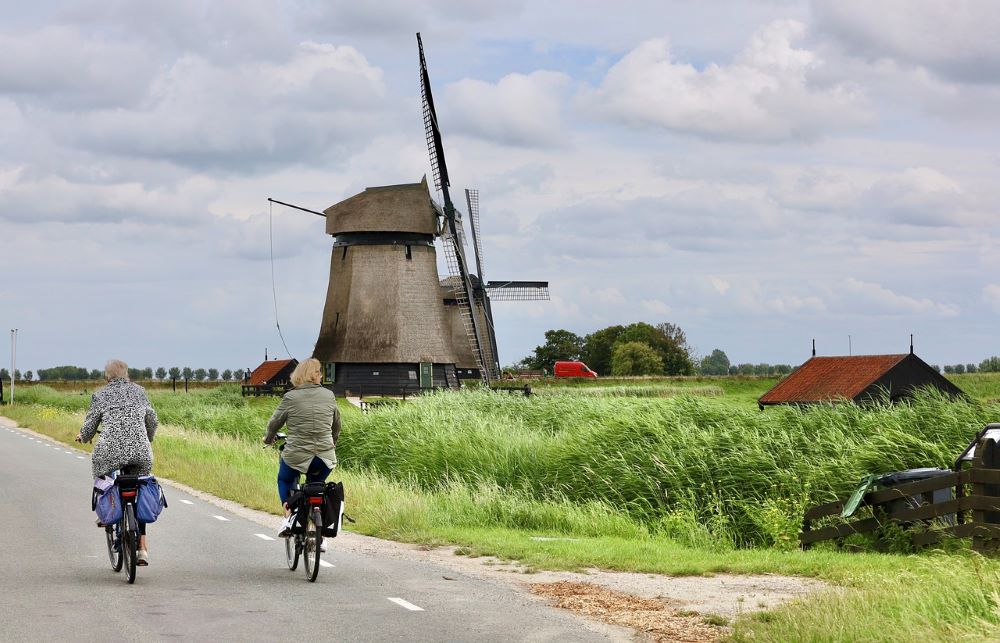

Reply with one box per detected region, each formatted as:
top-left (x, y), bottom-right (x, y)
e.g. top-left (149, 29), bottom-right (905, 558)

top-left (92, 477), bottom-right (122, 526)
top-left (136, 475), bottom-right (168, 523)
top-left (321, 481), bottom-right (345, 537)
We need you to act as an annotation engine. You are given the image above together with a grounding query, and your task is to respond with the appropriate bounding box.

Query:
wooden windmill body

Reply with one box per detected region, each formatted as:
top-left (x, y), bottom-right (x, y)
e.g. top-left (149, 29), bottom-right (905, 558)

top-left (310, 35), bottom-right (548, 394)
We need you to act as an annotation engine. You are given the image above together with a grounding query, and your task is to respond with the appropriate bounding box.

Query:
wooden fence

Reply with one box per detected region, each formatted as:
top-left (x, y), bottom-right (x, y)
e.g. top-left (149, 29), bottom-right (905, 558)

top-left (800, 438), bottom-right (1000, 553)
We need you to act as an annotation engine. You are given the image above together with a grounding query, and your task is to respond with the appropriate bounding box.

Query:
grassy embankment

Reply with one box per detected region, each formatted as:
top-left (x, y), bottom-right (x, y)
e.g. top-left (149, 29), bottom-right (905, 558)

top-left (5, 375), bottom-right (1000, 640)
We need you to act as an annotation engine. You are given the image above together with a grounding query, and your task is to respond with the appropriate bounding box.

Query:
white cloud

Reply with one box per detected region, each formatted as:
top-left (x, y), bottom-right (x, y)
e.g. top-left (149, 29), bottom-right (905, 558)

top-left (641, 299), bottom-right (672, 316)
top-left (446, 71), bottom-right (571, 147)
top-left (708, 276), bottom-right (731, 295)
top-left (983, 285), bottom-right (1000, 313)
top-left (814, 0), bottom-right (1000, 84)
top-left (842, 278), bottom-right (959, 318)
top-left (51, 42), bottom-right (388, 171)
top-left (581, 20), bottom-right (869, 142)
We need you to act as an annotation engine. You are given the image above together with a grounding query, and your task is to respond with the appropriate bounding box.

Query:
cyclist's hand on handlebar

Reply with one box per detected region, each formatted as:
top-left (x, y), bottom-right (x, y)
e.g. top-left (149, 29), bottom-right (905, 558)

top-left (74, 433), bottom-right (84, 443)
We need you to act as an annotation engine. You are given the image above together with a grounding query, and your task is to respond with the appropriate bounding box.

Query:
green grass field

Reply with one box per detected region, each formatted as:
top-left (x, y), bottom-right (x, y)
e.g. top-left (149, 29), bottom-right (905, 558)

top-left (5, 373), bottom-right (1000, 640)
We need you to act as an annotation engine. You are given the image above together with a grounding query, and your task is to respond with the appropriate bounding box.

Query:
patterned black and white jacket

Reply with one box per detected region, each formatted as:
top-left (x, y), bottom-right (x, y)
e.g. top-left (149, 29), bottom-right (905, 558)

top-left (80, 378), bottom-right (158, 479)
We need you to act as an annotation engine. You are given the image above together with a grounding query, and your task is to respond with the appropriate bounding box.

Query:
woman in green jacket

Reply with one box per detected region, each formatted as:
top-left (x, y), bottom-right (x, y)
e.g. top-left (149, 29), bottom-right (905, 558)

top-left (263, 358), bottom-right (341, 536)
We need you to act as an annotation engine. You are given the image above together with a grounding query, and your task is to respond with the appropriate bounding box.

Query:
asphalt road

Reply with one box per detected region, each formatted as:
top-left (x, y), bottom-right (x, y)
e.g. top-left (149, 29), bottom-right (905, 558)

top-left (0, 417), bottom-right (613, 642)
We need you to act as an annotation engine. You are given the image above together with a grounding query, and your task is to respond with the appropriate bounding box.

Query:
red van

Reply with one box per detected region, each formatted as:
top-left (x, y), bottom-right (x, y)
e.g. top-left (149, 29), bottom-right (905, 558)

top-left (554, 361), bottom-right (598, 378)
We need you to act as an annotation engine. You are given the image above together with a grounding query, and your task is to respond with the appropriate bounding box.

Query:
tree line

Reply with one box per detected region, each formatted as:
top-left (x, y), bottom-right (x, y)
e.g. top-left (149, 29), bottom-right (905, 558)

top-left (1, 365), bottom-right (251, 382)
top-left (518, 322), bottom-right (696, 376)
top-left (517, 326), bottom-right (1000, 378)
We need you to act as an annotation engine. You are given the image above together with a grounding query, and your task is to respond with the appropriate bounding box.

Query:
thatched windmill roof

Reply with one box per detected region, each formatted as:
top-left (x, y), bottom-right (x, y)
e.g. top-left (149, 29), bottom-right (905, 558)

top-left (323, 178), bottom-right (438, 235)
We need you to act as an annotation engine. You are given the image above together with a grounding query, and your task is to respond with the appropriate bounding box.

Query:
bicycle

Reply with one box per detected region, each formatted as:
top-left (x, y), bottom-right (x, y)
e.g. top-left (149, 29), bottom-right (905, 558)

top-left (272, 433), bottom-right (326, 582)
top-left (100, 473), bottom-right (142, 584)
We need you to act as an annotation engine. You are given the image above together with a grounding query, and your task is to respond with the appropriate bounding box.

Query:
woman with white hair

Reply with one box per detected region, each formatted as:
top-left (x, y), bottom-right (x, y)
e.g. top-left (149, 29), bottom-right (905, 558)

top-left (262, 358), bottom-right (341, 536)
top-left (76, 359), bottom-right (159, 565)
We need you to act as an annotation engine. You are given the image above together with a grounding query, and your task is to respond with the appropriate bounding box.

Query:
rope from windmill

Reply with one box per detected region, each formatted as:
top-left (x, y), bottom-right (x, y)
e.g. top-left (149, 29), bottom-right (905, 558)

top-left (264, 198), bottom-right (327, 361)
top-left (268, 199), bottom-right (293, 359)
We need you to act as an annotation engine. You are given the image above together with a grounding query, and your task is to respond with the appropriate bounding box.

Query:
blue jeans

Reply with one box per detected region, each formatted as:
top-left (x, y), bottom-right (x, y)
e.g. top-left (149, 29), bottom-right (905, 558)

top-left (277, 456), bottom-right (331, 505)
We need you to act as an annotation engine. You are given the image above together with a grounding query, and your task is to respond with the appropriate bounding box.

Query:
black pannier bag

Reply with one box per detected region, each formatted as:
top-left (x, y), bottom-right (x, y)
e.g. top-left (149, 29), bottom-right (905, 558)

top-left (322, 481), bottom-right (345, 537)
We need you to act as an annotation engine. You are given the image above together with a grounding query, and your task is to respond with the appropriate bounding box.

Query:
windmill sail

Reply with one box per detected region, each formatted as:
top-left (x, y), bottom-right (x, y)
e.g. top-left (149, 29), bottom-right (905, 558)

top-left (418, 33), bottom-right (492, 384)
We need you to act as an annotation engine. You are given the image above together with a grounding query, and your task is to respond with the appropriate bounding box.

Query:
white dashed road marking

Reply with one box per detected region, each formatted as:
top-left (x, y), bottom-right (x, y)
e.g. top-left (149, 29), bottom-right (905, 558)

top-left (179, 499), bottom-right (194, 505)
top-left (319, 560), bottom-right (333, 568)
top-left (77, 456), bottom-right (85, 460)
top-left (387, 598), bottom-right (424, 612)
top-left (213, 515), bottom-right (229, 521)
top-left (255, 534), bottom-right (274, 541)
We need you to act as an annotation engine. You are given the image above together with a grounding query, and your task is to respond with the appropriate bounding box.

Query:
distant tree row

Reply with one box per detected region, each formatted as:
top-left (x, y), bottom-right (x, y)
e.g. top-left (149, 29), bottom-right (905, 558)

top-left (519, 322), bottom-right (695, 376)
top-left (697, 349), bottom-right (793, 376)
top-left (931, 357), bottom-right (1000, 374)
top-left (4, 365), bottom-right (248, 382)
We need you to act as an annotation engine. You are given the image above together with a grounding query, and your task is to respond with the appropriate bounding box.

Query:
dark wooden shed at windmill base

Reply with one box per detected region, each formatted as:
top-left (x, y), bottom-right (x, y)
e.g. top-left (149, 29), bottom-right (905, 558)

top-left (758, 351), bottom-right (964, 409)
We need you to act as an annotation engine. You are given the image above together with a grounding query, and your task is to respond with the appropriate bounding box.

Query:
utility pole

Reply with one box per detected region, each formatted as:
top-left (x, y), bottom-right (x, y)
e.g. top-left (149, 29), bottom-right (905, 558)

top-left (10, 328), bottom-right (17, 405)
top-left (848, 335), bottom-right (852, 356)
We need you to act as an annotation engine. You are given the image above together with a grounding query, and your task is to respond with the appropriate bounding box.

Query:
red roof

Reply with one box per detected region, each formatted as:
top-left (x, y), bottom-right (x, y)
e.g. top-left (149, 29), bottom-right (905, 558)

top-left (249, 359), bottom-right (297, 386)
top-left (759, 354), bottom-right (909, 405)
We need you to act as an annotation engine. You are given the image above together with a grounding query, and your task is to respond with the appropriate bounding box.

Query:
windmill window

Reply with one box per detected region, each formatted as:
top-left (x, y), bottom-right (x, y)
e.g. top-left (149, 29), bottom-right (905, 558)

top-left (334, 312), bottom-right (340, 331)
top-left (405, 245), bottom-right (412, 260)
top-left (341, 246), bottom-right (348, 260)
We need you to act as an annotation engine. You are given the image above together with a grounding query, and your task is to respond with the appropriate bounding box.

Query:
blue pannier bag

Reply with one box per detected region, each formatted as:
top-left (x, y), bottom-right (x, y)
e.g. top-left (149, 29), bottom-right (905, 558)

top-left (136, 475), bottom-right (168, 523)
top-left (92, 477), bottom-right (122, 526)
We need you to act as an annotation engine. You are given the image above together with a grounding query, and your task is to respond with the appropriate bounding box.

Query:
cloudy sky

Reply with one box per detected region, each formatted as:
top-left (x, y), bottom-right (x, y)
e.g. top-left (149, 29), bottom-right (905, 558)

top-left (2, 0), bottom-right (999, 374)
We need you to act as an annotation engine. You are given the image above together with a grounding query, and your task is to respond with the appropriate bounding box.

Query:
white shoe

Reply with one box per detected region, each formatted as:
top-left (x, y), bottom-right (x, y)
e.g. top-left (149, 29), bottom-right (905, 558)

top-left (278, 515), bottom-right (295, 538)
top-left (320, 542), bottom-right (327, 553)
top-left (137, 550), bottom-right (149, 566)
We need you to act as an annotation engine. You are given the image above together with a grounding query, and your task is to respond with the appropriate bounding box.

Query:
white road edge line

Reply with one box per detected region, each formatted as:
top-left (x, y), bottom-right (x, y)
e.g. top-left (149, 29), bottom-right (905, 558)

top-left (76, 456), bottom-right (85, 460)
top-left (213, 515), bottom-right (230, 521)
top-left (179, 499), bottom-right (194, 505)
top-left (319, 560), bottom-right (333, 568)
top-left (387, 597), bottom-right (424, 612)
top-left (255, 534), bottom-right (275, 541)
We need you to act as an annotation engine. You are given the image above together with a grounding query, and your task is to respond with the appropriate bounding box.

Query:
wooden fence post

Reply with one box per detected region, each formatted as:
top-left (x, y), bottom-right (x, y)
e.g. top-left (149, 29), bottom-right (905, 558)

top-left (972, 438), bottom-right (999, 554)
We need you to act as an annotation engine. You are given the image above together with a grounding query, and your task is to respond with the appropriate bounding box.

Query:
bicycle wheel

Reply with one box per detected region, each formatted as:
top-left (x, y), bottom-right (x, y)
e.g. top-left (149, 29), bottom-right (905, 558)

top-left (285, 533), bottom-right (300, 571)
top-left (302, 507), bottom-right (322, 582)
top-left (106, 525), bottom-right (123, 572)
top-left (122, 505), bottom-right (138, 584)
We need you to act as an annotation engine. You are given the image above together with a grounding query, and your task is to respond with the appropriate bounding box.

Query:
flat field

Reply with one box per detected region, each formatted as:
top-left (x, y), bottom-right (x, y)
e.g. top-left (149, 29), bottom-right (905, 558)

top-left (5, 373), bottom-right (1000, 640)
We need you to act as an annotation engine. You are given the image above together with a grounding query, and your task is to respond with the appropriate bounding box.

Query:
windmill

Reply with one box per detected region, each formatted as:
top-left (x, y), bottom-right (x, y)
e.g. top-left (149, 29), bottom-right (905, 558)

top-left (417, 33), bottom-right (549, 384)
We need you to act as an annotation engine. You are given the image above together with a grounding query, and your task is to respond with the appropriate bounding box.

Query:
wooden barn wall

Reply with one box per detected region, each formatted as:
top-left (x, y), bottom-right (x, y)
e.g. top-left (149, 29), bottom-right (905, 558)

top-left (861, 354), bottom-right (964, 402)
top-left (332, 362), bottom-right (458, 395)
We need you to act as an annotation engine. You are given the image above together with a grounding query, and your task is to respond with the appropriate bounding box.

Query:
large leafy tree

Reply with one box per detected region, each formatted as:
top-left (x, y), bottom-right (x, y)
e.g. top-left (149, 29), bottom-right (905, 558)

top-left (611, 342), bottom-right (663, 376)
top-left (194, 368), bottom-right (207, 381)
top-left (168, 367), bottom-right (181, 380)
top-left (182, 367), bottom-right (193, 380)
top-left (521, 329), bottom-right (584, 372)
top-left (208, 368), bottom-right (219, 381)
top-left (221, 369), bottom-right (233, 381)
top-left (155, 367), bottom-right (167, 380)
top-left (699, 349), bottom-right (731, 375)
top-left (581, 325), bottom-right (625, 375)
top-left (616, 322), bottom-right (694, 375)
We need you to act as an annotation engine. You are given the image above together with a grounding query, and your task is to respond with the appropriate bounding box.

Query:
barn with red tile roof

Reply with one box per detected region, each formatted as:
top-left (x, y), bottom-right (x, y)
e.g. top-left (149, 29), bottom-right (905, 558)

top-left (243, 359), bottom-right (299, 394)
top-left (758, 351), bottom-right (964, 408)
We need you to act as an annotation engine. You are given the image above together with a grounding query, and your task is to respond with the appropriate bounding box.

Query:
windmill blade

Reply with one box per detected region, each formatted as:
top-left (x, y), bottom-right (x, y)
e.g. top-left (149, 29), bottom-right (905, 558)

top-left (418, 33), bottom-right (492, 384)
top-left (465, 189), bottom-right (486, 283)
top-left (417, 33), bottom-right (450, 198)
top-left (486, 281), bottom-right (550, 301)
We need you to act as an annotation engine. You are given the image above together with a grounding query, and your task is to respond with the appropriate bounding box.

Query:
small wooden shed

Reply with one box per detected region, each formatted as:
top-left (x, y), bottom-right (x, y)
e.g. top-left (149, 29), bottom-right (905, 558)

top-left (758, 351), bottom-right (964, 408)
top-left (242, 358), bottom-right (298, 397)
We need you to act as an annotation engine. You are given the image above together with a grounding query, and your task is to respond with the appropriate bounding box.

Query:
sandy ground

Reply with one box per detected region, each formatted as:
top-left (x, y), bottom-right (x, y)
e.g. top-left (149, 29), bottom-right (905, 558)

top-left (7, 416), bottom-right (826, 640)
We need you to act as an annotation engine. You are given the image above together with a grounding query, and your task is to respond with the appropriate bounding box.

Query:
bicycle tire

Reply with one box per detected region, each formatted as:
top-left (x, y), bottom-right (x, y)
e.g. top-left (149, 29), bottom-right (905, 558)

top-left (302, 507), bottom-right (322, 582)
top-left (285, 533), bottom-right (300, 571)
top-left (122, 505), bottom-right (138, 584)
top-left (106, 526), bottom-right (123, 572)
